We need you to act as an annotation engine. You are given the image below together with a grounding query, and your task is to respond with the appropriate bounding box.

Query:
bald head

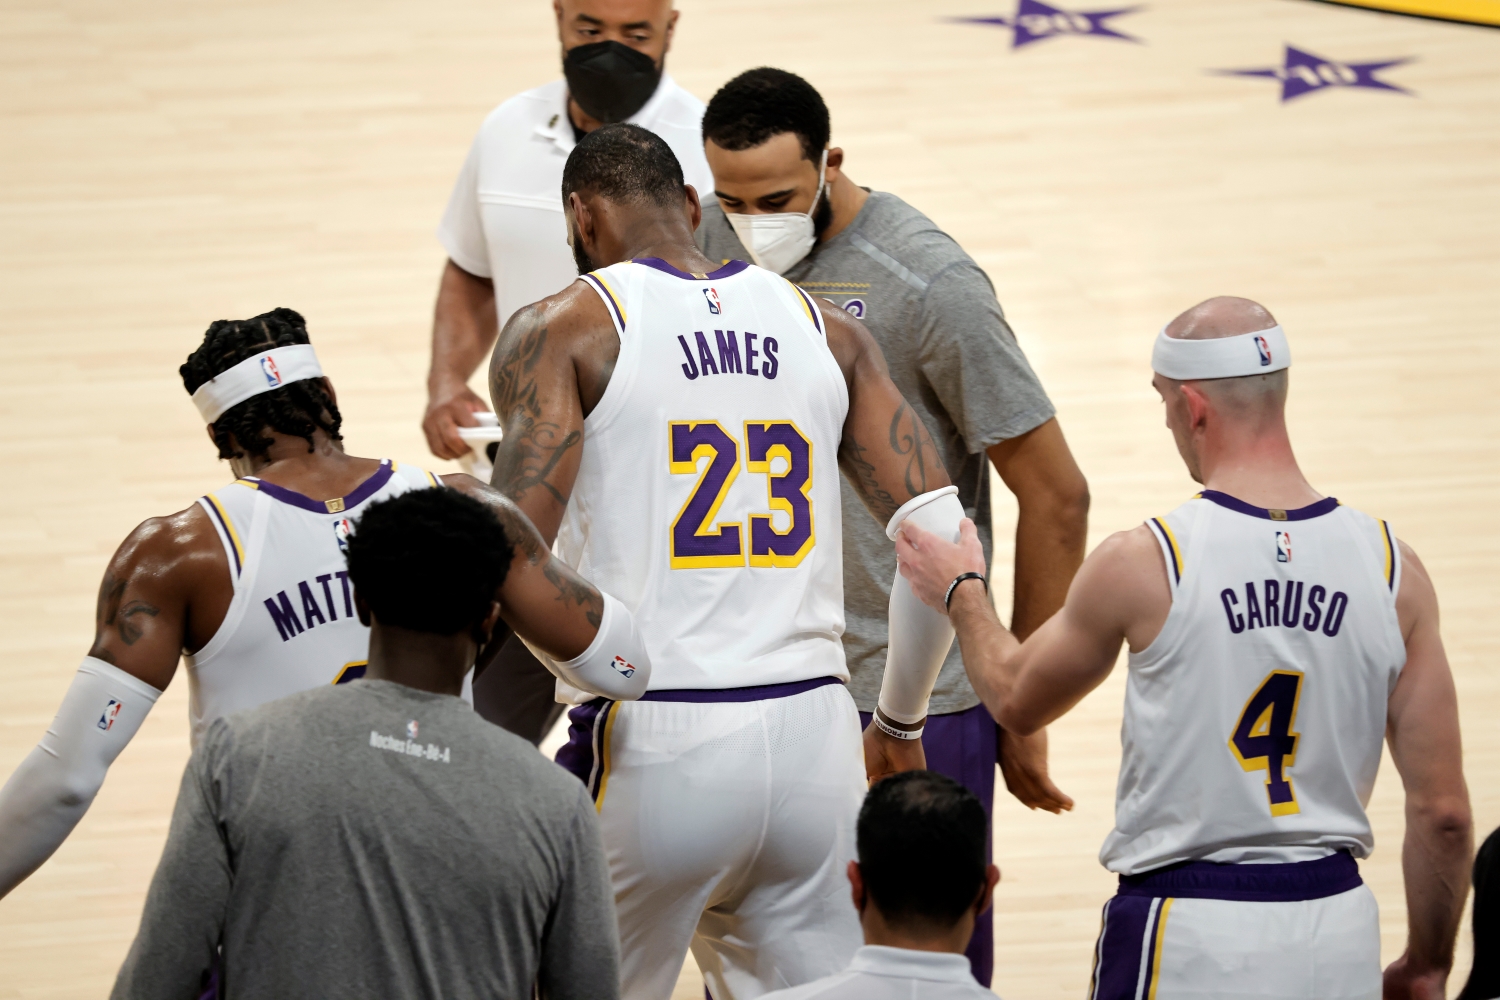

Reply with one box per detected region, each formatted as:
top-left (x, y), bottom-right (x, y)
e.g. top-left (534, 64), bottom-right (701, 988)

top-left (1159, 296), bottom-right (1287, 417)
top-left (1165, 296), bottom-right (1278, 342)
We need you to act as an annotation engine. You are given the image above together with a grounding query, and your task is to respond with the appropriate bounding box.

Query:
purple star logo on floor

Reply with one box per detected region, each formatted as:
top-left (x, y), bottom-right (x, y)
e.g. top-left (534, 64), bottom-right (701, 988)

top-left (951, 0), bottom-right (1142, 49)
top-left (1215, 45), bottom-right (1414, 102)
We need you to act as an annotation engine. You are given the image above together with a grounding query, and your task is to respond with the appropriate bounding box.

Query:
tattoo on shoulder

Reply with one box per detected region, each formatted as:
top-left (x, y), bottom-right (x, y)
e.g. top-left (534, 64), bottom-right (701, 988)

top-left (91, 572), bottom-right (161, 651)
top-left (489, 306), bottom-right (581, 505)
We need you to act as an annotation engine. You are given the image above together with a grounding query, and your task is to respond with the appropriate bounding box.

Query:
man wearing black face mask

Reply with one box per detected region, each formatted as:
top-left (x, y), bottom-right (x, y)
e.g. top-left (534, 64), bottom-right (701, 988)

top-left (427, 0), bottom-right (711, 744)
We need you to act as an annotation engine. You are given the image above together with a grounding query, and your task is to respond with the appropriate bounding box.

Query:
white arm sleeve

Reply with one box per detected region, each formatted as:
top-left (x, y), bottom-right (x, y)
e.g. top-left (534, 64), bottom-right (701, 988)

top-left (0, 657), bottom-right (161, 898)
top-left (877, 487), bottom-right (966, 726)
top-left (521, 591), bottom-right (652, 703)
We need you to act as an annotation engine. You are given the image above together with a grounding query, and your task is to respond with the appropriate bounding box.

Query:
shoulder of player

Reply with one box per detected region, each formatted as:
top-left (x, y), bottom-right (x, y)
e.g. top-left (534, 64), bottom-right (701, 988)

top-left (813, 295), bottom-right (879, 377)
top-left (495, 282), bottom-right (610, 362)
top-left (109, 503), bottom-right (227, 583)
top-left (1392, 536), bottom-right (1436, 634)
top-left (1075, 526), bottom-right (1164, 598)
top-left (850, 191), bottom-right (975, 273)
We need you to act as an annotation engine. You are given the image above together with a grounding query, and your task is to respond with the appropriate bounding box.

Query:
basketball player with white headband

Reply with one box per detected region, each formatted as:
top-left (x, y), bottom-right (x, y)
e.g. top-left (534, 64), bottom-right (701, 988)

top-left (0, 307), bottom-right (651, 901)
top-left (893, 297), bottom-right (1473, 999)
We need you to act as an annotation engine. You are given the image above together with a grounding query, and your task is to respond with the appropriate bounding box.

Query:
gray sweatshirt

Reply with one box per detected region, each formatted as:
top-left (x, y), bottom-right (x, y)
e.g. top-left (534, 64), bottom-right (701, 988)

top-left (112, 679), bottom-right (618, 1000)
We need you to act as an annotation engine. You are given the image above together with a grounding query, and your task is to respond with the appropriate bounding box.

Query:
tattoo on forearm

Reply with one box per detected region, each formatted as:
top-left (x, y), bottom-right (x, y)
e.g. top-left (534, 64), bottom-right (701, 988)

top-left (489, 307), bottom-right (581, 506)
top-left (92, 573), bottom-right (160, 649)
top-left (888, 403), bottom-right (930, 499)
top-left (542, 560), bottom-right (604, 629)
top-left (840, 436), bottom-right (900, 523)
top-left (492, 504), bottom-right (544, 566)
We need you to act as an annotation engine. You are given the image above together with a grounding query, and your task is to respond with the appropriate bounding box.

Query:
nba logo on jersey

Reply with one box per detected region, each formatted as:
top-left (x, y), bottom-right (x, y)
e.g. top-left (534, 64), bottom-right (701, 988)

top-left (406, 720), bottom-right (419, 740)
top-left (98, 699), bottom-right (122, 731)
top-left (1255, 335), bottom-right (1272, 366)
top-left (333, 517), bottom-right (354, 552)
top-left (1276, 530), bottom-right (1292, 562)
top-left (260, 355), bottom-right (283, 386)
top-left (610, 655), bottom-right (636, 679)
top-left (703, 287), bottom-right (722, 314)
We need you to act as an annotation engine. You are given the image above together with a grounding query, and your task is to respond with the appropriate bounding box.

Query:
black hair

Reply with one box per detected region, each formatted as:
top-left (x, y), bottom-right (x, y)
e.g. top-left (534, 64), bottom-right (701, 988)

top-left (180, 308), bottom-right (342, 462)
top-left (344, 488), bottom-right (513, 636)
top-left (702, 67), bottom-right (830, 164)
top-left (857, 771), bottom-right (988, 929)
top-left (562, 123), bottom-right (687, 208)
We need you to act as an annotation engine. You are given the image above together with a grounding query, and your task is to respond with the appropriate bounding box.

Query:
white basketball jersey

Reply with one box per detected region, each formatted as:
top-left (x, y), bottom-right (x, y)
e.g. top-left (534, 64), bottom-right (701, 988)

top-left (1102, 491), bottom-right (1406, 874)
top-left (187, 460), bottom-right (440, 744)
top-left (557, 258), bottom-right (850, 690)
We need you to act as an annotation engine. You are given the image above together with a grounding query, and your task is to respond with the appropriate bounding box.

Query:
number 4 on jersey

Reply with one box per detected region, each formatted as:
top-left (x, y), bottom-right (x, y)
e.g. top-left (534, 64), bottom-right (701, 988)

top-left (1229, 670), bottom-right (1304, 816)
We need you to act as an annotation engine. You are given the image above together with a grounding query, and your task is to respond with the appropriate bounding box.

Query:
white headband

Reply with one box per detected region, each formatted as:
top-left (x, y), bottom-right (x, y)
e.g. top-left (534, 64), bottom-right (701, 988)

top-left (190, 344), bottom-right (325, 423)
top-left (1151, 325), bottom-right (1290, 380)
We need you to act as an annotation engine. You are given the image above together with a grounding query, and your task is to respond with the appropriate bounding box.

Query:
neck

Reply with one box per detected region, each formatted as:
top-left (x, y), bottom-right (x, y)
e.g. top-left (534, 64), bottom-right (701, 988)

top-left (364, 622), bottom-right (473, 697)
top-left (859, 907), bottom-right (973, 956)
top-left (231, 430), bottom-right (346, 479)
top-left (614, 215), bottom-right (718, 275)
top-left (819, 171), bottom-right (869, 245)
top-left (1196, 418), bottom-right (1321, 508)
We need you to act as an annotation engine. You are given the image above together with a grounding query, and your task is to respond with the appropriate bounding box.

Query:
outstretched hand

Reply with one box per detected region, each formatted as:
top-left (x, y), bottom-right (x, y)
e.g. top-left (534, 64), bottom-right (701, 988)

top-left (895, 518), bottom-right (987, 613)
top-left (998, 726), bottom-right (1074, 814)
top-left (862, 723), bottom-right (926, 786)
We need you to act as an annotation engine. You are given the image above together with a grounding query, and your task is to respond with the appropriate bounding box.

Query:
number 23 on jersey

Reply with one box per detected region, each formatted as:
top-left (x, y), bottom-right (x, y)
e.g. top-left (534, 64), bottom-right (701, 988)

top-left (669, 420), bottom-right (815, 570)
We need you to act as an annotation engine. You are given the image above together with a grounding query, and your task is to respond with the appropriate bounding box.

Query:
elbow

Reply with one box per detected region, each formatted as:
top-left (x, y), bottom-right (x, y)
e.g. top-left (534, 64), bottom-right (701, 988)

top-left (1410, 795), bottom-right (1473, 851)
top-left (994, 703), bottom-right (1040, 737)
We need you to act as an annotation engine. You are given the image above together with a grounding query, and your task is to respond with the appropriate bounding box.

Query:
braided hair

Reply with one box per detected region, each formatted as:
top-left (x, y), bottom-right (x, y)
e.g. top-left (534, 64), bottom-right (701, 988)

top-left (180, 308), bottom-right (343, 462)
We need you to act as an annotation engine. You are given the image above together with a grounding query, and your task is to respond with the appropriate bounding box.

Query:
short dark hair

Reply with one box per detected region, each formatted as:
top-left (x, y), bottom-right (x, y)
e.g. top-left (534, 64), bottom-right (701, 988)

top-left (858, 771), bottom-right (988, 929)
top-left (180, 308), bottom-right (343, 462)
top-left (702, 67), bottom-right (830, 164)
top-left (562, 123), bottom-right (686, 208)
top-left (344, 489), bottom-right (513, 635)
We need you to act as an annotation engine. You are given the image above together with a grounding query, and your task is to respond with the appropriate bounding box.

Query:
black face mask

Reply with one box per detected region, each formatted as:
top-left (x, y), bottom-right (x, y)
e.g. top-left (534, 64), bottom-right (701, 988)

top-left (563, 40), bottom-right (661, 124)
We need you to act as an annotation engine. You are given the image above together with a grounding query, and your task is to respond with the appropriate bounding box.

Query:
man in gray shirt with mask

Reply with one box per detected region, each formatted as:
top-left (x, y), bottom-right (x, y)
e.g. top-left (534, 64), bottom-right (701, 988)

top-left (111, 488), bottom-right (620, 1000)
top-left (697, 68), bottom-right (1090, 987)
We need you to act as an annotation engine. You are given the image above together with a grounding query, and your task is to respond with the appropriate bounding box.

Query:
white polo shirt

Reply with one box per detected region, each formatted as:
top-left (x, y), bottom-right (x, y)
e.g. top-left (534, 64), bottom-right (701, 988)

top-left (437, 74), bottom-right (714, 331)
top-left (760, 946), bottom-right (998, 1000)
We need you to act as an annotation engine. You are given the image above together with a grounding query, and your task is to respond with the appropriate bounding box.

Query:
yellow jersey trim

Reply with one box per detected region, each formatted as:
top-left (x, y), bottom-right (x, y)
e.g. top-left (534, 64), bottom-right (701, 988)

top-left (204, 494), bottom-right (246, 573)
top-left (1146, 898), bottom-right (1174, 1000)
top-left (594, 702), bottom-right (622, 812)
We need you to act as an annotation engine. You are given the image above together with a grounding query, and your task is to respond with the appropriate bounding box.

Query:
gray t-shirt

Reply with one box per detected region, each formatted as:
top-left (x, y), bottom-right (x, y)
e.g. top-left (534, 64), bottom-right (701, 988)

top-left (112, 680), bottom-right (618, 1000)
top-left (698, 192), bottom-right (1055, 714)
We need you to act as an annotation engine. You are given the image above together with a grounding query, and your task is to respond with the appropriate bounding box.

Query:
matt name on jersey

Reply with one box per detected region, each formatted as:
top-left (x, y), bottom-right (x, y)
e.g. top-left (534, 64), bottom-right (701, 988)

top-left (1219, 578), bottom-right (1349, 637)
top-left (264, 570), bottom-right (356, 642)
top-left (676, 329), bottom-right (780, 382)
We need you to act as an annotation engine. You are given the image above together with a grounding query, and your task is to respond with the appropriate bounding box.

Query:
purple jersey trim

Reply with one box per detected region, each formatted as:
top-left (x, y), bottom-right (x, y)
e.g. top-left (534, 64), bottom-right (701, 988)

top-left (1198, 490), bottom-right (1340, 521)
top-left (1117, 850), bottom-right (1361, 902)
top-left (555, 699), bottom-right (614, 800)
top-left (1148, 518), bottom-right (1180, 585)
top-left (581, 273), bottom-right (625, 332)
top-left (792, 285), bottom-right (825, 336)
top-left (633, 256), bottom-right (750, 281)
top-left (640, 675), bottom-right (841, 704)
top-left (245, 459), bottom-right (394, 514)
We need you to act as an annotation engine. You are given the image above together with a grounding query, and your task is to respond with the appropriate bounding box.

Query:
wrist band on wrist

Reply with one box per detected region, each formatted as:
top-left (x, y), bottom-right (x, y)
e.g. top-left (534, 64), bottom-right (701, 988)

top-left (944, 572), bottom-right (988, 610)
top-left (873, 706), bottom-right (924, 741)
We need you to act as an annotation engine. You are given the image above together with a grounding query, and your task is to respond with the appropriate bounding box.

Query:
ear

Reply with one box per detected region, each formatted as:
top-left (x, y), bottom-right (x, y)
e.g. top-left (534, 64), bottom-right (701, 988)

top-left (354, 589), bottom-right (372, 627)
top-left (1180, 382), bottom-right (1212, 431)
top-left (663, 7), bottom-right (679, 51)
top-left (569, 192), bottom-right (596, 252)
top-left (473, 600), bottom-right (503, 649)
top-left (974, 864), bottom-right (1001, 917)
top-left (319, 376), bottom-right (338, 408)
top-left (847, 860), bottom-right (866, 913)
top-left (684, 184), bottom-right (702, 231)
top-left (825, 146), bottom-right (846, 178)
top-left (553, 0), bottom-right (565, 34)
top-left (205, 423), bottom-right (218, 448)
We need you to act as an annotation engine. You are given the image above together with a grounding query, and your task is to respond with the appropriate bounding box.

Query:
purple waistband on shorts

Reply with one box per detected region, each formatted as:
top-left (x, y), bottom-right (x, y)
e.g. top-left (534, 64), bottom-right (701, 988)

top-left (1117, 850), bottom-right (1362, 902)
top-left (639, 675), bottom-right (842, 704)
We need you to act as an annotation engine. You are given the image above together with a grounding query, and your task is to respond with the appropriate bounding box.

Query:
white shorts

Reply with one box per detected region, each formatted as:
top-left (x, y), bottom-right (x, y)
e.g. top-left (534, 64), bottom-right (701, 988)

top-left (557, 677), bottom-right (865, 1000)
top-left (1089, 853), bottom-right (1380, 1000)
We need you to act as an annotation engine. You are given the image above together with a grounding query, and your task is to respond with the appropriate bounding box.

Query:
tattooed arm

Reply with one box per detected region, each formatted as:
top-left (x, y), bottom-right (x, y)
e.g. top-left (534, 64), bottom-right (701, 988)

top-left (442, 475), bottom-right (603, 660)
top-left (820, 300), bottom-right (951, 522)
top-left (486, 282), bottom-right (618, 545)
top-left (0, 508), bottom-right (230, 898)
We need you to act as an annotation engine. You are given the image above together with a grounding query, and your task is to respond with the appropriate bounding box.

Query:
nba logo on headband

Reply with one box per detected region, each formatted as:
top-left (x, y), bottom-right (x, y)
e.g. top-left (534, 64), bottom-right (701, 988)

top-left (190, 344), bottom-right (324, 423)
top-left (1255, 336), bottom-right (1271, 367)
top-left (261, 356), bottom-right (283, 386)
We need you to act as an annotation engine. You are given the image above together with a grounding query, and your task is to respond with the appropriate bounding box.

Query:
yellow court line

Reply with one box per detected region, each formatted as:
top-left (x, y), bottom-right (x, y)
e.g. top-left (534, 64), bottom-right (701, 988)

top-left (1306, 0), bottom-right (1500, 27)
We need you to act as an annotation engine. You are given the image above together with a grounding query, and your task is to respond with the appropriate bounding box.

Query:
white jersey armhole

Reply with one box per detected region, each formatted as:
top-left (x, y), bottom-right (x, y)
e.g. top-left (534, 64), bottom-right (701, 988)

top-left (197, 494), bottom-right (245, 591)
top-left (1145, 516), bottom-right (1184, 597)
top-left (1378, 518), bottom-right (1401, 596)
top-left (580, 271), bottom-right (627, 338)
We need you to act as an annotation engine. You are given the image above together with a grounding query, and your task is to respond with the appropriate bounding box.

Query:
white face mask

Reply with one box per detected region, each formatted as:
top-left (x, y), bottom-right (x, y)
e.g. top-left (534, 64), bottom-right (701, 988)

top-left (725, 150), bottom-right (827, 275)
